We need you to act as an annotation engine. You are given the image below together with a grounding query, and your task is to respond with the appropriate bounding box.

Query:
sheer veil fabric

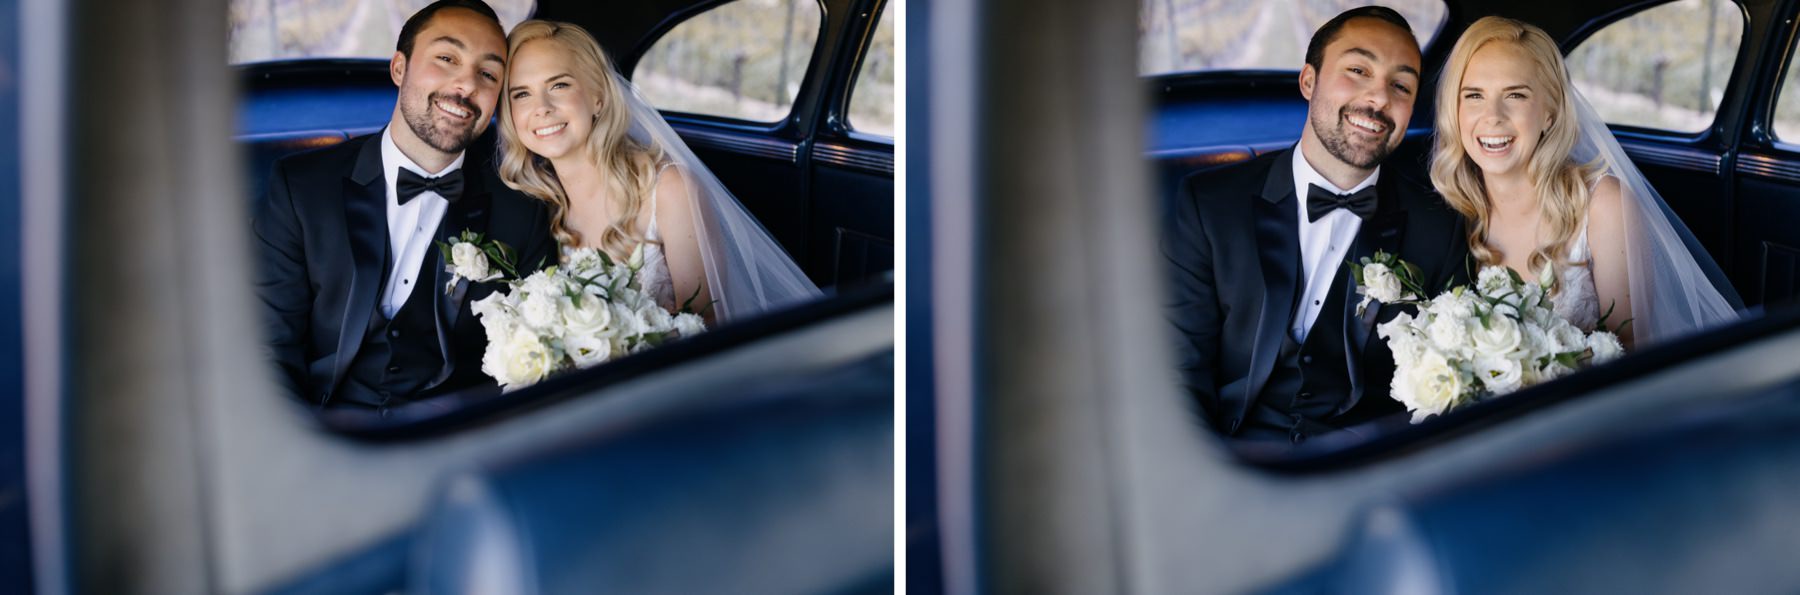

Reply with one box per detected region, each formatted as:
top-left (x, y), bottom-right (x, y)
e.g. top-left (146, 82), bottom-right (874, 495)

top-left (614, 71), bottom-right (823, 322)
top-left (1568, 88), bottom-right (1743, 345)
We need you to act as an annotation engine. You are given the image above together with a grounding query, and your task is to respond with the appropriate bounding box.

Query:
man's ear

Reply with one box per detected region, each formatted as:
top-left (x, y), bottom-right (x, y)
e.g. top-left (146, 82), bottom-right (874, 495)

top-left (390, 51), bottom-right (407, 86)
top-left (1299, 64), bottom-right (1316, 100)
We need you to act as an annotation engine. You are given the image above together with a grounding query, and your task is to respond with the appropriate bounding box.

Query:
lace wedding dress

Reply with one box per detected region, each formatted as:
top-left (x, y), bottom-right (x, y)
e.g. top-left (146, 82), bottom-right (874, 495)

top-left (1550, 220), bottom-right (1602, 332)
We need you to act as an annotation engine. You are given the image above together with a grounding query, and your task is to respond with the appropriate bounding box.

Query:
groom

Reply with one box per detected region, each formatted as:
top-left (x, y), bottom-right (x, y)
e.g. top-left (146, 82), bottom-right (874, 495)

top-left (1164, 7), bottom-right (1469, 443)
top-left (254, 0), bottom-right (555, 408)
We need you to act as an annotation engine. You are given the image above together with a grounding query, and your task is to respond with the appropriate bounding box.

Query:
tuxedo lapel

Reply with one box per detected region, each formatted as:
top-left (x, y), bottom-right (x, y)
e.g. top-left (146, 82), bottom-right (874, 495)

top-left (1239, 149), bottom-right (1301, 427)
top-left (331, 135), bottom-right (389, 393)
top-left (1338, 173), bottom-right (1408, 410)
top-left (427, 168), bottom-right (495, 388)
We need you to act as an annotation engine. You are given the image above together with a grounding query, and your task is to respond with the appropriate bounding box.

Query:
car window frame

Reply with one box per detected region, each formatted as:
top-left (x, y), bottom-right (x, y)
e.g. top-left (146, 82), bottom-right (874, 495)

top-left (1560, 0), bottom-right (1753, 145)
top-left (827, 0), bottom-right (894, 144)
top-left (625, 0), bottom-right (832, 136)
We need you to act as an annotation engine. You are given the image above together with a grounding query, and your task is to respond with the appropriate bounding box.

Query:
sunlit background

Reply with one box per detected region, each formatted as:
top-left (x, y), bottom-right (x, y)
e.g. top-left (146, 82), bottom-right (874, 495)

top-left (227, 0), bottom-right (895, 137)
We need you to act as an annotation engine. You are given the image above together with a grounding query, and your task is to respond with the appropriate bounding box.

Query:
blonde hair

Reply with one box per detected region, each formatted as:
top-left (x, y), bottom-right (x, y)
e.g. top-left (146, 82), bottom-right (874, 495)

top-left (497, 20), bottom-right (666, 259)
top-left (1430, 16), bottom-right (1602, 284)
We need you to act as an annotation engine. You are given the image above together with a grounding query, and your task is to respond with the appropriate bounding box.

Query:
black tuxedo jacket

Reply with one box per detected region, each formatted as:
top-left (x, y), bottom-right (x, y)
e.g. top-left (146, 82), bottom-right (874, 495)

top-left (252, 131), bottom-right (555, 406)
top-left (1163, 148), bottom-right (1470, 436)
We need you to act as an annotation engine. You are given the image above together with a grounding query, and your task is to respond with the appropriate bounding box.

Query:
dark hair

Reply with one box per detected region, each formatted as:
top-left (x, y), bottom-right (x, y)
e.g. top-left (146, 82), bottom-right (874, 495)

top-left (1304, 6), bottom-right (1416, 70)
top-left (396, 0), bottom-right (503, 58)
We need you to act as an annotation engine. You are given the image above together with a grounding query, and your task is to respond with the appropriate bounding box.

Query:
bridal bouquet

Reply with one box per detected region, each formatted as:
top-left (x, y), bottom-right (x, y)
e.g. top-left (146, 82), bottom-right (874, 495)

top-left (1353, 251), bottom-right (1625, 422)
top-left (455, 241), bottom-right (706, 391)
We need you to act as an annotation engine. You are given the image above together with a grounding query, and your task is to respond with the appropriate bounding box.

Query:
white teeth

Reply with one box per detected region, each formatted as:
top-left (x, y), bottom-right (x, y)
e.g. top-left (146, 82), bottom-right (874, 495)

top-left (1346, 115), bottom-right (1385, 133)
top-left (435, 101), bottom-right (470, 118)
top-left (534, 123), bottom-right (566, 137)
top-left (1478, 135), bottom-right (1514, 150)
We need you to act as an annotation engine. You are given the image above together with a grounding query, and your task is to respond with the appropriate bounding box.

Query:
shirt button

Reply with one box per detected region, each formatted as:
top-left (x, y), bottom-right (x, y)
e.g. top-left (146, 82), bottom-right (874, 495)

top-left (1302, 355), bottom-right (1314, 364)
top-left (387, 365), bottom-right (401, 374)
top-left (389, 329), bottom-right (401, 338)
top-left (1298, 391), bottom-right (1313, 400)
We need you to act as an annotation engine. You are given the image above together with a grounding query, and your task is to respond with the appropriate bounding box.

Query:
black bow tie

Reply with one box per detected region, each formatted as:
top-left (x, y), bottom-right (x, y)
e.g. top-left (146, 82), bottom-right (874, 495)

top-left (396, 167), bottom-right (464, 205)
top-left (1306, 183), bottom-right (1378, 222)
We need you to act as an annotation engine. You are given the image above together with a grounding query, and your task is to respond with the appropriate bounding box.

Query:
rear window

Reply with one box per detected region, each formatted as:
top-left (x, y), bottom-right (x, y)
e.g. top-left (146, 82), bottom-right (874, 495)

top-left (1139, 0), bottom-right (1447, 76)
top-left (229, 0), bottom-right (537, 63)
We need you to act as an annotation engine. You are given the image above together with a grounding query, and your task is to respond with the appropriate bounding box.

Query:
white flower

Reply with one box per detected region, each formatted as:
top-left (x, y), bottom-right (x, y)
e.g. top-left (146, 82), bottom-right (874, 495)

top-left (563, 333), bottom-right (614, 368)
top-left (519, 291), bottom-right (561, 332)
top-left (559, 293), bottom-right (614, 338)
top-left (1476, 266), bottom-right (1513, 298)
top-left (484, 326), bottom-right (554, 390)
top-left (1473, 355), bottom-right (1524, 395)
top-left (449, 241), bottom-right (500, 283)
top-left (1426, 309), bottom-right (1473, 357)
top-left (1549, 320), bottom-right (1587, 354)
top-left (1399, 350), bottom-right (1466, 423)
top-left (1360, 263), bottom-right (1404, 303)
top-left (628, 242), bottom-right (646, 270)
top-left (1587, 331), bottom-right (1625, 364)
top-left (1470, 314), bottom-right (1523, 359)
top-left (673, 312), bottom-right (706, 338)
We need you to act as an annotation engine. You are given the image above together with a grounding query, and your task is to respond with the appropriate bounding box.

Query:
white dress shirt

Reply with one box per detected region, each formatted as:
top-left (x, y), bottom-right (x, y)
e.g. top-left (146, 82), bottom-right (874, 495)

top-left (379, 129), bottom-right (462, 318)
top-left (1291, 147), bottom-right (1379, 342)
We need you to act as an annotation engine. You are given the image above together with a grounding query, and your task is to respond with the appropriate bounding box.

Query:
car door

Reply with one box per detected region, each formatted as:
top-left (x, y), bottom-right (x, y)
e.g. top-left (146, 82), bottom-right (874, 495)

top-left (1563, 0), bottom-right (1759, 303)
top-left (624, 0), bottom-right (893, 289)
top-left (1728, 0), bottom-right (1800, 310)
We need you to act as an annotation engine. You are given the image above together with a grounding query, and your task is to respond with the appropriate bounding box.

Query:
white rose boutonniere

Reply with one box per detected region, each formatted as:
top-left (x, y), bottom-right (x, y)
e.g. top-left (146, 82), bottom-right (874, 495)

top-left (1350, 251), bottom-right (1426, 316)
top-left (438, 230), bottom-right (519, 294)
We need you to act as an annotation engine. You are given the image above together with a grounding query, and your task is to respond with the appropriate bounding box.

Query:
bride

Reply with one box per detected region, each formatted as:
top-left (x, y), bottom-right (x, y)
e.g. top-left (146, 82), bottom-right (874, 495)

top-left (1430, 16), bottom-right (1742, 349)
top-left (496, 19), bottom-right (819, 324)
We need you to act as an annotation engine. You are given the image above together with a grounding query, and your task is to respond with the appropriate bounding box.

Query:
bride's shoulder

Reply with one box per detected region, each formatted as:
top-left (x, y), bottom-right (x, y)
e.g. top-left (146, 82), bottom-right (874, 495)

top-left (1587, 175), bottom-right (1624, 222)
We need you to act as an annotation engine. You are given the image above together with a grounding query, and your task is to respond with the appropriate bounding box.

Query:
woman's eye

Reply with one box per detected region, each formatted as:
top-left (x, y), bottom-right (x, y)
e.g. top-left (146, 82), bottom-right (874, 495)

top-left (1349, 67), bottom-right (1366, 76)
top-left (551, 82), bottom-right (569, 90)
top-left (1464, 92), bottom-right (1481, 100)
top-left (512, 91), bottom-right (528, 100)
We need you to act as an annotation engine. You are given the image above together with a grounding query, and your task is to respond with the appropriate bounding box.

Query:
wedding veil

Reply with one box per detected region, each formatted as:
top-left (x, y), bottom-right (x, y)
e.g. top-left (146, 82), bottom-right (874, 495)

top-left (613, 72), bottom-right (823, 321)
top-left (1567, 88), bottom-right (1743, 345)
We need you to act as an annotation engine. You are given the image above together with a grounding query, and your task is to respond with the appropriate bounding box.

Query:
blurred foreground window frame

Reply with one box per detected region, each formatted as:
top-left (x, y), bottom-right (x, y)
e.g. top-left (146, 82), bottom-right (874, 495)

top-left (1566, 0), bottom-right (1745, 136)
top-left (632, 0), bottom-right (826, 126)
top-left (1136, 0), bottom-right (1449, 77)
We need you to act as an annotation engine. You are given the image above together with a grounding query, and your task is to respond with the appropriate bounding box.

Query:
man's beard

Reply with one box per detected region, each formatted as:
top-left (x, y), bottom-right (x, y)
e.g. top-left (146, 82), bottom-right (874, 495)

top-left (402, 90), bottom-right (482, 154)
top-left (1312, 105), bottom-right (1397, 169)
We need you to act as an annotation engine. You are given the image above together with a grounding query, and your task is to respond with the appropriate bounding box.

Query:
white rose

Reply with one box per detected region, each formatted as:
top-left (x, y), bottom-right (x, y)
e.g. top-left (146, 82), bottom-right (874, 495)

top-left (1471, 314), bottom-right (1523, 359)
top-left (559, 293), bottom-right (614, 338)
top-left (450, 242), bottom-right (498, 282)
top-left (1360, 263), bottom-right (1404, 303)
top-left (673, 312), bottom-right (706, 338)
top-left (484, 327), bottom-right (555, 390)
top-left (628, 242), bottom-right (647, 270)
top-left (563, 333), bottom-right (614, 368)
top-left (1403, 350), bottom-right (1466, 423)
top-left (1473, 355), bottom-right (1524, 395)
top-left (1587, 331), bottom-right (1625, 364)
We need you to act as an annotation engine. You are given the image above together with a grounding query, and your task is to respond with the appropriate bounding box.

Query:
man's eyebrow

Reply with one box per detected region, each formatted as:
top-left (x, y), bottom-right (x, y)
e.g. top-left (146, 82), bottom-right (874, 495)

top-left (1340, 47), bottom-right (1419, 78)
top-left (427, 35), bottom-right (504, 67)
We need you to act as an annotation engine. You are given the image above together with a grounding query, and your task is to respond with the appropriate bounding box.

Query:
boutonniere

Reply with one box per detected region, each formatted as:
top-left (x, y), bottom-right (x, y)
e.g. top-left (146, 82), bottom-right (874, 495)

top-left (438, 230), bottom-right (518, 294)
